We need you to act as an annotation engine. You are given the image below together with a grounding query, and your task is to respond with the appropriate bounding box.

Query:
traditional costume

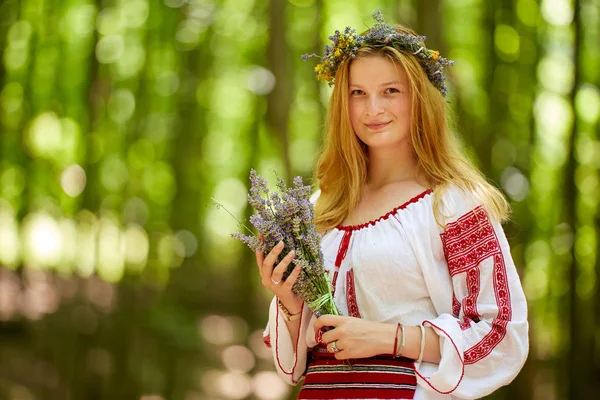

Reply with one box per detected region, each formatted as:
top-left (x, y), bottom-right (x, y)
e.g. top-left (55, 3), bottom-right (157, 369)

top-left (263, 186), bottom-right (529, 399)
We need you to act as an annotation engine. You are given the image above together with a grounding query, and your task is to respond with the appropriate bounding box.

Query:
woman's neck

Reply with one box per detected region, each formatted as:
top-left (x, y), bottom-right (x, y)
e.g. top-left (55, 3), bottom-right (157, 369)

top-left (365, 142), bottom-right (420, 190)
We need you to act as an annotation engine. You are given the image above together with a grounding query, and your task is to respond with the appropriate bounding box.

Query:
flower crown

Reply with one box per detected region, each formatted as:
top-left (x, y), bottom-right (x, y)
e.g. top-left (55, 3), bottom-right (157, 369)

top-left (301, 10), bottom-right (455, 97)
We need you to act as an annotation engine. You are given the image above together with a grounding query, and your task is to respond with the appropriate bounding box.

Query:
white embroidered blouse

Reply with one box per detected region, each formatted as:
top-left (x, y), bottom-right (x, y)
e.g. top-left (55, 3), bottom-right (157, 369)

top-left (262, 185), bottom-right (529, 400)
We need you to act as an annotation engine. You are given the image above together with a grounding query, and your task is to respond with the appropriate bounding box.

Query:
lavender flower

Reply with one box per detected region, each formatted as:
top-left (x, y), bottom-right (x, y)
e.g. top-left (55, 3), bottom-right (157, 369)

top-left (231, 169), bottom-right (339, 317)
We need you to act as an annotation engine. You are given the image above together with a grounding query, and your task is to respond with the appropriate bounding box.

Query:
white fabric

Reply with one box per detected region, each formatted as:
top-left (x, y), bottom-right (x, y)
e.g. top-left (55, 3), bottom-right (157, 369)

top-left (264, 185), bottom-right (529, 399)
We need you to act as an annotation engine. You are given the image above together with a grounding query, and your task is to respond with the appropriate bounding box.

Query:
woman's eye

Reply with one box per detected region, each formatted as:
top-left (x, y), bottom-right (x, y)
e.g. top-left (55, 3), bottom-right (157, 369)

top-left (385, 88), bottom-right (400, 94)
top-left (351, 90), bottom-right (364, 95)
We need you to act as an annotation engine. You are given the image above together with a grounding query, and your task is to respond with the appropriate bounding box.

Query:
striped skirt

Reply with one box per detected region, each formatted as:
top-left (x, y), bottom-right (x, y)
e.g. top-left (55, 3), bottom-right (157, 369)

top-left (298, 345), bottom-right (416, 399)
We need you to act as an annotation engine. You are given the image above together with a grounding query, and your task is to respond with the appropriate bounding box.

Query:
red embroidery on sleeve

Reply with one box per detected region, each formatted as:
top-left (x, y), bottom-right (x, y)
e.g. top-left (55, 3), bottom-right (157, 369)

top-left (263, 333), bottom-right (271, 348)
top-left (441, 206), bottom-right (500, 276)
top-left (346, 269), bottom-right (362, 318)
top-left (440, 205), bottom-right (512, 364)
top-left (464, 253), bottom-right (511, 364)
top-left (452, 293), bottom-right (461, 317)
top-left (459, 268), bottom-right (481, 330)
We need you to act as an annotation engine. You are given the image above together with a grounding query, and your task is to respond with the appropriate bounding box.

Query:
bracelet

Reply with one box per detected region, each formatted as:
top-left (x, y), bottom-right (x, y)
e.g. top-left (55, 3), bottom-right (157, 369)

top-left (395, 323), bottom-right (405, 358)
top-left (278, 299), bottom-right (302, 322)
top-left (416, 324), bottom-right (425, 364)
top-left (393, 323), bottom-right (401, 357)
top-left (398, 324), bottom-right (405, 357)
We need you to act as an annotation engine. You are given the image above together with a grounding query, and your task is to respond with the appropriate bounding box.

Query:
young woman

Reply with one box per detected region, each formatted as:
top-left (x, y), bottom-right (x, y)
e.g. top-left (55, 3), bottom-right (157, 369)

top-left (256, 11), bottom-right (528, 400)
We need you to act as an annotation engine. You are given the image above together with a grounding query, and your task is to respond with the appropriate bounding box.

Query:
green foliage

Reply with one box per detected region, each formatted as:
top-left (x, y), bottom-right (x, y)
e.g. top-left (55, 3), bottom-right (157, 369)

top-left (0, 0), bottom-right (598, 399)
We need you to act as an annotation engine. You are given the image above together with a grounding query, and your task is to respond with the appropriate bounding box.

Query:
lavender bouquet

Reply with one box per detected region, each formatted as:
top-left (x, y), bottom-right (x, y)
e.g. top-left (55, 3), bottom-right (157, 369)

top-left (231, 169), bottom-right (339, 317)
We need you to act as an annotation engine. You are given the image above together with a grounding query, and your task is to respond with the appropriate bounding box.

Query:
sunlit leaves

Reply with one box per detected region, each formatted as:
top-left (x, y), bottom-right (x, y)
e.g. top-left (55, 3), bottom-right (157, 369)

top-left (575, 85), bottom-right (600, 124)
top-left (494, 24), bottom-right (520, 62)
top-left (0, 81), bottom-right (23, 113)
top-left (141, 162), bottom-right (177, 205)
top-left (61, 164), bottom-right (87, 197)
top-left (107, 89), bottom-right (136, 123)
top-left (3, 20), bottom-right (32, 71)
top-left (96, 35), bottom-right (125, 64)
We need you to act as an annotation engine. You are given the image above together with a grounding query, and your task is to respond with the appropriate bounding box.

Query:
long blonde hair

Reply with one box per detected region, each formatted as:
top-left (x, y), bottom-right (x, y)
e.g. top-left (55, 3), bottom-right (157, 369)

top-left (312, 25), bottom-right (510, 233)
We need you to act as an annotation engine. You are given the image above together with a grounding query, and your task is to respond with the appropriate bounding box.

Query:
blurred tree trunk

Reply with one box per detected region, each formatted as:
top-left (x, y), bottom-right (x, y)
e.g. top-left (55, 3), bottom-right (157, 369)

top-left (0, 1), bottom-right (9, 161)
top-left (82, 0), bottom-right (102, 212)
top-left (242, 98), bottom-right (264, 326)
top-left (595, 0), bottom-right (600, 381)
top-left (584, 0), bottom-right (600, 391)
top-left (478, 0), bottom-right (499, 176)
top-left (240, 0), bottom-right (278, 328)
top-left (596, 202), bottom-right (600, 386)
top-left (395, 0), bottom-right (416, 29)
top-left (416, 0), bottom-right (443, 52)
top-left (507, 3), bottom-right (540, 400)
top-left (162, 4), bottom-right (213, 398)
top-left (312, 0), bottom-right (324, 137)
top-left (167, 16), bottom-right (211, 305)
top-left (266, 0), bottom-right (292, 182)
top-left (567, 1), bottom-right (586, 398)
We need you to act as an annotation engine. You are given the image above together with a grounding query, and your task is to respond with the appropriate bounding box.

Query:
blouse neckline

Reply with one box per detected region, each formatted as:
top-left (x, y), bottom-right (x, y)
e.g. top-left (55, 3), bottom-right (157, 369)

top-left (336, 188), bottom-right (433, 232)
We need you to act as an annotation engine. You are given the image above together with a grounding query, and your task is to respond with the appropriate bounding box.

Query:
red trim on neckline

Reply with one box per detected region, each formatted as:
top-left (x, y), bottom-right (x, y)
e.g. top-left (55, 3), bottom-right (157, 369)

top-left (336, 189), bottom-right (433, 231)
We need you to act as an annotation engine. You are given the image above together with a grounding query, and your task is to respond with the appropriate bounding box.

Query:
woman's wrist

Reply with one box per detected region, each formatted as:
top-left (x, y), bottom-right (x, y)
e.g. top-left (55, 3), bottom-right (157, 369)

top-left (278, 296), bottom-right (303, 315)
top-left (374, 322), bottom-right (398, 356)
top-left (376, 323), bottom-right (422, 360)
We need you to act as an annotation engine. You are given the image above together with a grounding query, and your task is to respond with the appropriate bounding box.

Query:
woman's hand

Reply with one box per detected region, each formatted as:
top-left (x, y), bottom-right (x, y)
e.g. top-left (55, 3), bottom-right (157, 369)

top-left (314, 314), bottom-right (396, 360)
top-left (256, 239), bottom-right (304, 313)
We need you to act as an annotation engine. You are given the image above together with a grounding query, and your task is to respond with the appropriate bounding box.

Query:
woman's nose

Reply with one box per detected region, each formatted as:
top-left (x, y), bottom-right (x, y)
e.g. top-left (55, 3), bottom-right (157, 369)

top-left (365, 95), bottom-right (384, 116)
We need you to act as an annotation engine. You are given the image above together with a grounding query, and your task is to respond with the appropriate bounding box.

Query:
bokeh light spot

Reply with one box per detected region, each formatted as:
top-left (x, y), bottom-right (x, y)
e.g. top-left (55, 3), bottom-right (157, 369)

top-left (221, 345), bottom-right (255, 373)
top-left (96, 34), bottom-right (125, 64)
top-left (61, 164), bottom-right (87, 197)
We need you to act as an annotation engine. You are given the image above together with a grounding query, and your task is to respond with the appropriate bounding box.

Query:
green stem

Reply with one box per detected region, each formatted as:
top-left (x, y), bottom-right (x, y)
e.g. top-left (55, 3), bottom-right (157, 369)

top-left (211, 198), bottom-right (254, 234)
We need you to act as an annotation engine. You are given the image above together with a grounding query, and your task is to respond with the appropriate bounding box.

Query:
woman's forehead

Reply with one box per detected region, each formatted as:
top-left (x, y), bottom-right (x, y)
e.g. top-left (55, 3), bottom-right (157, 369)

top-left (349, 56), bottom-right (408, 86)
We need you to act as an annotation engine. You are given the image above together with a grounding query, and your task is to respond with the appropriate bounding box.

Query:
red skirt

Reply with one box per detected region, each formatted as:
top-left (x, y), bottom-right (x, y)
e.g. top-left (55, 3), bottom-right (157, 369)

top-left (298, 345), bottom-right (416, 399)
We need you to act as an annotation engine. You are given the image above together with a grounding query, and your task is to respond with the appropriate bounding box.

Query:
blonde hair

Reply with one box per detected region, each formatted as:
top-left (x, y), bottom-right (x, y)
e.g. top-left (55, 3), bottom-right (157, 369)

top-left (312, 24), bottom-right (510, 233)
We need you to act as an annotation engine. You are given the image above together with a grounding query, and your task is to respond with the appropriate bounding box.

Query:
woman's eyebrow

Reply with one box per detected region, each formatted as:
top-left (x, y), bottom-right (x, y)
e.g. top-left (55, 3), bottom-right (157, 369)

top-left (349, 80), bottom-right (403, 88)
top-left (379, 80), bottom-right (401, 86)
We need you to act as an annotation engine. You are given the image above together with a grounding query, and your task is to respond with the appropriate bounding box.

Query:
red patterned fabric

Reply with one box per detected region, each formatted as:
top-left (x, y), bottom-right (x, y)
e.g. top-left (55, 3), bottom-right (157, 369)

top-left (346, 269), bottom-right (362, 318)
top-left (336, 189), bottom-right (432, 231)
top-left (262, 333), bottom-right (271, 348)
top-left (298, 345), bottom-right (416, 399)
top-left (464, 253), bottom-right (511, 364)
top-left (334, 229), bottom-right (353, 268)
top-left (440, 206), bottom-right (511, 365)
top-left (459, 268), bottom-right (481, 330)
top-left (441, 206), bottom-right (500, 277)
top-left (452, 293), bottom-right (461, 318)
top-left (332, 229), bottom-right (353, 296)
top-left (315, 328), bottom-right (324, 345)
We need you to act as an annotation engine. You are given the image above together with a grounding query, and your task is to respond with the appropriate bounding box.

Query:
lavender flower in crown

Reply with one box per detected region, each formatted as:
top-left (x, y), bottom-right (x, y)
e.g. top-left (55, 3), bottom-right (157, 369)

top-left (301, 9), bottom-right (455, 97)
top-left (231, 169), bottom-right (339, 317)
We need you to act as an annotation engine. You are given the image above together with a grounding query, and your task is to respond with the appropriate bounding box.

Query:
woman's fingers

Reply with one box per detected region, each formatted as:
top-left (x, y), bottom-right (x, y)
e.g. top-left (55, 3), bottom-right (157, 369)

top-left (271, 250), bottom-right (295, 283)
top-left (283, 263), bottom-right (302, 289)
top-left (260, 241), bottom-right (285, 286)
top-left (255, 248), bottom-right (265, 277)
top-left (255, 235), bottom-right (265, 277)
top-left (321, 328), bottom-right (340, 345)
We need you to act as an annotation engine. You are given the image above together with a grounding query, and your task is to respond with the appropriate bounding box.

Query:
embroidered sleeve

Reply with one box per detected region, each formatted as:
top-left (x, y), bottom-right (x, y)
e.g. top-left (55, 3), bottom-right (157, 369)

top-left (415, 203), bottom-right (529, 398)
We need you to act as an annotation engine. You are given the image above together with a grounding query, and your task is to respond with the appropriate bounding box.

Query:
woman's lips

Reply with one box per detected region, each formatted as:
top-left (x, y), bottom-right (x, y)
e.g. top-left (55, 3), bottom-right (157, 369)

top-left (365, 121), bottom-right (391, 130)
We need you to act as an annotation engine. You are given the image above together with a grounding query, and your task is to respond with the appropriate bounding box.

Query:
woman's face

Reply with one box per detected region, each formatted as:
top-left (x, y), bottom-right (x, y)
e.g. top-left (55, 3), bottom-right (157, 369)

top-left (348, 56), bottom-right (412, 151)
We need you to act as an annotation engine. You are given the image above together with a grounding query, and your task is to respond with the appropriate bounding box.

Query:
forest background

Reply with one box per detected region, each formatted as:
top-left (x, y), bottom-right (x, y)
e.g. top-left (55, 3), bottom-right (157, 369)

top-left (0, 0), bottom-right (599, 399)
